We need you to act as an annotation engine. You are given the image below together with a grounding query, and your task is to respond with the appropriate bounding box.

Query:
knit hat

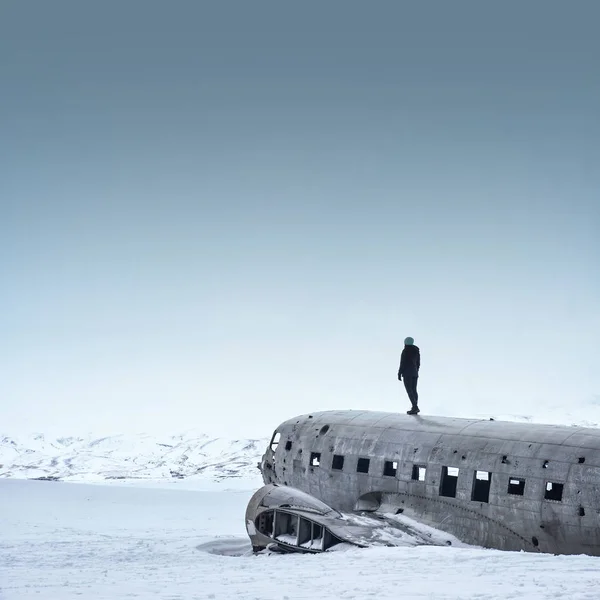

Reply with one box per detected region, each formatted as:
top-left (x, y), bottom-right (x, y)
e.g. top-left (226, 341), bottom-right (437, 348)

top-left (404, 337), bottom-right (414, 345)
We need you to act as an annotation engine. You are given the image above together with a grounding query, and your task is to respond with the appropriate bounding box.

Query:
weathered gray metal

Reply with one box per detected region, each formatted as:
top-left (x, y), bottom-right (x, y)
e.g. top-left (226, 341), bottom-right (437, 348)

top-left (245, 484), bottom-right (352, 552)
top-left (245, 483), bottom-right (462, 553)
top-left (255, 410), bottom-right (600, 555)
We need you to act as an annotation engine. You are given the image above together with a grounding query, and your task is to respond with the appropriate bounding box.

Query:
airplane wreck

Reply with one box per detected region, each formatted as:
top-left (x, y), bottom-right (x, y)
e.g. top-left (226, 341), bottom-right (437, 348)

top-left (246, 410), bottom-right (600, 555)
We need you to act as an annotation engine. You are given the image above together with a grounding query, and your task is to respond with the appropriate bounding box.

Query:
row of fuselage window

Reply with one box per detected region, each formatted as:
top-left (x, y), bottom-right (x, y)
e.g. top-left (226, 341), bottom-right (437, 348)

top-left (308, 451), bottom-right (566, 504)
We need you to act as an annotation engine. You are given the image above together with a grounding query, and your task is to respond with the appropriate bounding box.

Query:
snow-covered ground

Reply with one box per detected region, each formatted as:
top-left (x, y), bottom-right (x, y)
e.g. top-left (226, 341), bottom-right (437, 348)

top-left (2, 478), bottom-right (600, 600)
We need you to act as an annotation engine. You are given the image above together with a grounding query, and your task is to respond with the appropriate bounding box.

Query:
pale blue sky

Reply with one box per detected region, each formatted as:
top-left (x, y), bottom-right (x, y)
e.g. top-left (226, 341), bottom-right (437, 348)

top-left (2, 1), bottom-right (599, 436)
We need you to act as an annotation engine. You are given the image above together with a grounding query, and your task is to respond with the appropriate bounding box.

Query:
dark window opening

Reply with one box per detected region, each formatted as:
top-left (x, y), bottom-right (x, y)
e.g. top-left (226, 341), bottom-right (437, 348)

top-left (542, 460), bottom-right (549, 469)
top-left (440, 466), bottom-right (459, 498)
top-left (508, 477), bottom-right (525, 496)
top-left (544, 482), bottom-right (564, 501)
top-left (578, 457), bottom-right (586, 464)
top-left (274, 511), bottom-right (299, 544)
top-left (310, 452), bottom-right (321, 467)
top-left (270, 432), bottom-right (281, 452)
top-left (357, 458), bottom-right (370, 474)
top-left (532, 536), bottom-right (539, 547)
top-left (323, 529), bottom-right (344, 551)
top-left (285, 441), bottom-right (292, 451)
top-left (501, 455), bottom-right (508, 464)
top-left (332, 454), bottom-right (344, 470)
top-left (297, 517), bottom-right (311, 547)
top-left (412, 465), bottom-right (426, 481)
top-left (319, 425), bottom-right (330, 435)
top-left (255, 511), bottom-right (274, 537)
top-left (579, 506), bottom-right (585, 516)
top-left (471, 470), bottom-right (492, 503)
top-left (300, 522), bottom-right (323, 551)
top-left (383, 460), bottom-right (398, 477)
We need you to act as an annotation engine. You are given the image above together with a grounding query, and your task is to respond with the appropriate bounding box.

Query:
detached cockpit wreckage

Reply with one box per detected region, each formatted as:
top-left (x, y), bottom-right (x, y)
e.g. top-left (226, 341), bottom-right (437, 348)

top-left (246, 410), bottom-right (600, 555)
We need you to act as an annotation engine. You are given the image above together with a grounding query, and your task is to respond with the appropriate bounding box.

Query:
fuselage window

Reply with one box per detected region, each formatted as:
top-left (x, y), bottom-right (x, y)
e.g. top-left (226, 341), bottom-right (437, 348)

top-left (270, 432), bottom-right (281, 452)
top-left (544, 481), bottom-right (564, 501)
top-left (412, 465), bottom-right (426, 481)
top-left (507, 477), bottom-right (525, 496)
top-left (332, 454), bottom-right (345, 470)
top-left (357, 458), bottom-right (370, 474)
top-left (285, 440), bottom-right (292, 451)
top-left (440, 466), bottom-right (459, 498)
top-left (383, 460), bottom-right (398, 477)
top-left (310, 452), bottom-right (321, 467)
top-left (471, 470), bottom-right (492, 503)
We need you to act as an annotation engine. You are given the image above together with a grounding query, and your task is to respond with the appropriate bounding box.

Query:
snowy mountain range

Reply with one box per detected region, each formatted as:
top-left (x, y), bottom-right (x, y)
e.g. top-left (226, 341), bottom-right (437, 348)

top-left (0, 431), bottom-right (269, 483)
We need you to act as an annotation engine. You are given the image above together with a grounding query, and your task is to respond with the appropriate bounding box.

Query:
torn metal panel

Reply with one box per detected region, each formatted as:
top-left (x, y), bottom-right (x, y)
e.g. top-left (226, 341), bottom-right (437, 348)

top-left (245, 484), bottom-right (462, 553)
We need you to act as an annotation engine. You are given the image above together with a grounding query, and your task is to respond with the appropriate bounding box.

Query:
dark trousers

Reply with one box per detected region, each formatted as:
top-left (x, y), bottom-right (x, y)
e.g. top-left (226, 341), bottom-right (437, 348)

top-left (403, 376), bottom-right (419, 407)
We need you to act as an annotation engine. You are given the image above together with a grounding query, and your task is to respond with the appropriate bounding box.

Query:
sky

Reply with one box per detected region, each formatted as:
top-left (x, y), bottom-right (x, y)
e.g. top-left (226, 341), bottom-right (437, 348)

top-left (1, 1), bottom-right (599, 437)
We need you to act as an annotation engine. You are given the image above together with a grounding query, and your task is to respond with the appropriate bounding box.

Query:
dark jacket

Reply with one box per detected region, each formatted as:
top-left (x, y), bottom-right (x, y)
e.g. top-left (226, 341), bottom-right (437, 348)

top-left (398, 345), bottom-right (420, 378)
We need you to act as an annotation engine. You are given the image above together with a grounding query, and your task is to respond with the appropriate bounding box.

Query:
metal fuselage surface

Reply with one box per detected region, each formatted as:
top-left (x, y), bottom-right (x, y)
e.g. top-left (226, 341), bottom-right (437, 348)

top-left (260, 410), bottom-right (600, 555)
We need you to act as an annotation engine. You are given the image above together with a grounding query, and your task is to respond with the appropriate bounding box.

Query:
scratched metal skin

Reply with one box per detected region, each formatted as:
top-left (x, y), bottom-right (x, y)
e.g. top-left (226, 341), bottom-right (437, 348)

top-left (256, 410), bottom-right (600, 555)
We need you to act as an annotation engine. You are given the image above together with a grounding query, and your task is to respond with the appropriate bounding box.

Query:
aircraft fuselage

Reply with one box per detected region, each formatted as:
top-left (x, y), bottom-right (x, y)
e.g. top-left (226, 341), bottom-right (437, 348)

top-left (259, 410), bottom-right (600, 555)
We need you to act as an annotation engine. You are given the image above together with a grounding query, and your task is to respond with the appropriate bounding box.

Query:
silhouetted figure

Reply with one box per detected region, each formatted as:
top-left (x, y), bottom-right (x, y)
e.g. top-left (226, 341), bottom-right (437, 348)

top-left (398, 337), bottom-right (420, 414)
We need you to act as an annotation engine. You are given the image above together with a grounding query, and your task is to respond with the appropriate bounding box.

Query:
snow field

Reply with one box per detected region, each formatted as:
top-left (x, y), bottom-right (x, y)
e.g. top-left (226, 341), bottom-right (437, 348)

top-left (2, 479), bottom-right (600, 599)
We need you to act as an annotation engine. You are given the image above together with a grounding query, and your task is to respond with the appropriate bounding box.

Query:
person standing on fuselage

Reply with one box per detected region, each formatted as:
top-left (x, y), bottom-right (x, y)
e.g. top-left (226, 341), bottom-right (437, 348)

top-left (398, 337), bottom-right (420, 414)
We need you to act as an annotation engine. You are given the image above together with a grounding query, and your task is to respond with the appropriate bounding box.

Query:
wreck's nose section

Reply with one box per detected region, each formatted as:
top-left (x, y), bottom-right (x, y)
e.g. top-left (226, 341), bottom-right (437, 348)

top-left (258, 447), bottom-right (274, 484)
top-left (259, 430), bottom-right (280, 485)
top-left (245, 484), bottom-right (349, 553)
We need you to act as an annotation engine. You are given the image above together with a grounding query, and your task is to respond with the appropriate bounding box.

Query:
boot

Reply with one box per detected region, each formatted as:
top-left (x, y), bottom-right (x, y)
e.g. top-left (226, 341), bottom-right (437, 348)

top-left (407, 405), bottom-right (420, 415)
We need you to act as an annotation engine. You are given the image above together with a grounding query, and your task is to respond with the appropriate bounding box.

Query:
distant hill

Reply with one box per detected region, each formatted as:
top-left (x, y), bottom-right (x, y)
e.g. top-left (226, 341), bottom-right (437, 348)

top-left (0, 431), bottom-right (268, 483)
